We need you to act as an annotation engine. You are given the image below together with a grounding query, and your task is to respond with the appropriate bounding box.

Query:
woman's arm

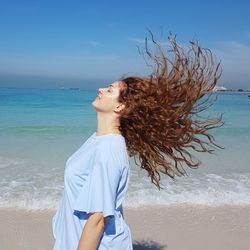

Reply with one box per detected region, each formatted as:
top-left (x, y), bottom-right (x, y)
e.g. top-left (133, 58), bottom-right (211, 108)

top-left (77, 212), bottom-right (106, 250)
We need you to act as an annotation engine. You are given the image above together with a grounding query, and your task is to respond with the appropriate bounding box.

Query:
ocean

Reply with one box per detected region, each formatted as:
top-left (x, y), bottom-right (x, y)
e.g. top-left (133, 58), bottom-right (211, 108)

top-left (0, 88), bottom-right (250, 210)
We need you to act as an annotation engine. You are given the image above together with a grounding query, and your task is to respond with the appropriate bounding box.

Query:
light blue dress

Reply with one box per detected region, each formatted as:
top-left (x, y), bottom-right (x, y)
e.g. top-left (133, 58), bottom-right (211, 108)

top-left (52, 132), bottom-right (133, 250)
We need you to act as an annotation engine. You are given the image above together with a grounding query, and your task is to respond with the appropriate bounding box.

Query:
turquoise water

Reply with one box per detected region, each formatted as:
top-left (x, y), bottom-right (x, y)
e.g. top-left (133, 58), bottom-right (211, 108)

top-left (0, 88), bottom-right (250, 209)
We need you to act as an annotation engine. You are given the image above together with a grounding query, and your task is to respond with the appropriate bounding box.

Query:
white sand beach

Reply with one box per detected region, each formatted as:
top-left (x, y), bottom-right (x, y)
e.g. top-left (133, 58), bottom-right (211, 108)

top-left (0, 205), bottom-right (249, 250)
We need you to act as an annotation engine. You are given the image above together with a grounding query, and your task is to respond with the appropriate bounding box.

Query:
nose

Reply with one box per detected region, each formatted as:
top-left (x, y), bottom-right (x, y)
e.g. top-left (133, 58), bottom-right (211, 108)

top-left (98, 87), bottom-right (106, 94)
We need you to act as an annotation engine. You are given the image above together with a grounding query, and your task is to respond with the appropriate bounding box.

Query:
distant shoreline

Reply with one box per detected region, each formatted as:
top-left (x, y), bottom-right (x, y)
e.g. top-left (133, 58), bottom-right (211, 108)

top-left (213, 90), bottom-right (250, 93)
top-left (1, 86), bottom-right (250, 93)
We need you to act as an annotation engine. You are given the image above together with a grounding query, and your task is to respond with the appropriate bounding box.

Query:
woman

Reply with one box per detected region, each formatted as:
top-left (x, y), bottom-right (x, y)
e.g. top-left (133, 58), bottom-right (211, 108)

top-left (52, 32), bottom-right (224, 250)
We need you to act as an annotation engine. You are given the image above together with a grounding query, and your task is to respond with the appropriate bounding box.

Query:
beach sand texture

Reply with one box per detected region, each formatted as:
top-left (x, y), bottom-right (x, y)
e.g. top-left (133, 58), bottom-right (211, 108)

top-left (0, 205), bottom-right (249, 250)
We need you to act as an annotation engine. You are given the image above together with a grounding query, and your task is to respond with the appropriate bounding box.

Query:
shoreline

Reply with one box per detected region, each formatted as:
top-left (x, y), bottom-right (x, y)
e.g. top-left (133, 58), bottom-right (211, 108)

top-left (1, 204), bottom-right (249, 250)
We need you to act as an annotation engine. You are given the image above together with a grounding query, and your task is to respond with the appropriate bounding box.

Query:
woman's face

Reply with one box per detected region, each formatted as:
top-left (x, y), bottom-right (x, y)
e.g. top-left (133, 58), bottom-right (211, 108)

top-left (92, 81), bottom-right (125, 114)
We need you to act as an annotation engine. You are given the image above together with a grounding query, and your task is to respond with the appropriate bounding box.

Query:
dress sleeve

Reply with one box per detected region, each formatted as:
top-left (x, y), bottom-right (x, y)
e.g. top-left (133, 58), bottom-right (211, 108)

top-left (72, 148), bottom-right (122, 219)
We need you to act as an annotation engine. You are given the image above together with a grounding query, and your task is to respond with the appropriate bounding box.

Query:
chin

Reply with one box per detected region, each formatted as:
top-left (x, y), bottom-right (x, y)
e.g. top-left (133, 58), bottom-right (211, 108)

top-left (91, 100), bottom-right (96, 107)
top-left (91, 99), bottom-right (99, 109)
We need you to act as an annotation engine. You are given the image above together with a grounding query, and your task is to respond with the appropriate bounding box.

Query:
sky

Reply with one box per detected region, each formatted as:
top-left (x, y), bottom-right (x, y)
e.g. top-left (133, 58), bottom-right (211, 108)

top-left (0, 0), bottom-right (250, 90)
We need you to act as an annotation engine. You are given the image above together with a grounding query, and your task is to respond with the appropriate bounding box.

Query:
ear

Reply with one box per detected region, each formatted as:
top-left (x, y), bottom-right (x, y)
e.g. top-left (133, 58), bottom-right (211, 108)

top-left (115, 103), bottom-right (125, 112)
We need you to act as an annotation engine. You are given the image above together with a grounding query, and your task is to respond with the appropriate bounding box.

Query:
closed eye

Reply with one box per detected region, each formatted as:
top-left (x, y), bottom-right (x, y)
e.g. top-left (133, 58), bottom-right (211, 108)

top-left (108, 84), bottom-right (114, 92)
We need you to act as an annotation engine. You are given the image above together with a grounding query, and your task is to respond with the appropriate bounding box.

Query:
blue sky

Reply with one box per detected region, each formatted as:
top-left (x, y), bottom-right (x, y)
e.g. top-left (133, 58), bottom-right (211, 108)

top-left (0, 0), bottom-right (250, 89)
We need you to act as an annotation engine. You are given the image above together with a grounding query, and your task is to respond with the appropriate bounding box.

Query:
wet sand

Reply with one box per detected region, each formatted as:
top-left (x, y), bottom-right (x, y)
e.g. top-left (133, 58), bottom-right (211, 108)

top-left (0, 205), bottom-right (249, 250)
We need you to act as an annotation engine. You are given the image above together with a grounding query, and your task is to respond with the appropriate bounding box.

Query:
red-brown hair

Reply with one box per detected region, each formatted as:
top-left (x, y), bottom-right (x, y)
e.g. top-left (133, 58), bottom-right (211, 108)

top-left (117, 31), bottom-right (225, 190)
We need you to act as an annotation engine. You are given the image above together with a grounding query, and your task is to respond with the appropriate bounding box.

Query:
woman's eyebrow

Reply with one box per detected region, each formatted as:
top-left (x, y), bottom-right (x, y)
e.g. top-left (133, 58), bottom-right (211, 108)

top-left (109, 84), bottom-right (114, 88)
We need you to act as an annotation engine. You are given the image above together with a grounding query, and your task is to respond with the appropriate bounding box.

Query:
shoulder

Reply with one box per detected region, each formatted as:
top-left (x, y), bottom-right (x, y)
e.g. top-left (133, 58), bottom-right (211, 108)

top-left (96, 136), bottom-right (129, 171)
top-left (97, 135), bottom-right (126, 154)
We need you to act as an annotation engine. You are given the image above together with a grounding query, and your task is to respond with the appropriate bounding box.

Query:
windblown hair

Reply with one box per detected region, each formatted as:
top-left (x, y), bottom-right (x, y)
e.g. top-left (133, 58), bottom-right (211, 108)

top-left (117, 31), bottom-right (225, 190)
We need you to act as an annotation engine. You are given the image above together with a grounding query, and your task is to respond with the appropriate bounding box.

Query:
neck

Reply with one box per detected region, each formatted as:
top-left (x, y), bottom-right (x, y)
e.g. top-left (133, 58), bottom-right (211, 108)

top-left (96, 112), bottom-right (121, 136)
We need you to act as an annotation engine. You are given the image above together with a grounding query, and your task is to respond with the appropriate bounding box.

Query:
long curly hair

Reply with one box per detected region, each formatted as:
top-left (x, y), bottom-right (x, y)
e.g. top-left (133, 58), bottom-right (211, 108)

top-left (117, 31), bottom-right (225, 190)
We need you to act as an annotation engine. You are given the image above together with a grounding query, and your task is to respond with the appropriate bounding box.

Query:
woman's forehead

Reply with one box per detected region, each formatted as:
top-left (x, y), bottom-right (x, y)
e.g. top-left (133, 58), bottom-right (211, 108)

top-left (111, 81), bottom-right (121, 87)
top-left (112, 81), bottom-right (127, 89)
